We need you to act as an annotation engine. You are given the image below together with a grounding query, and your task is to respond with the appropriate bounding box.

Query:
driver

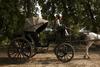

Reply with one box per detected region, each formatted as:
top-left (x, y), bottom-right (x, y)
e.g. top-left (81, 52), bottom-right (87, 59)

top-left (54, 14), bottom-right (69, 36)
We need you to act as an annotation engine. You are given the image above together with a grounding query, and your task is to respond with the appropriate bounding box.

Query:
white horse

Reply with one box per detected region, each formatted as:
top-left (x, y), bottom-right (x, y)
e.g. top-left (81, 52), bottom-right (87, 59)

top-left (79, 28), bottom-right (100, 58)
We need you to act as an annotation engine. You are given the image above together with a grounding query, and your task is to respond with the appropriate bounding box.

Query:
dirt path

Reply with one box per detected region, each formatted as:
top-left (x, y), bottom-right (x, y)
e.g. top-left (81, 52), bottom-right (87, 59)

top-left (0, 51), bottom-right (100, 67)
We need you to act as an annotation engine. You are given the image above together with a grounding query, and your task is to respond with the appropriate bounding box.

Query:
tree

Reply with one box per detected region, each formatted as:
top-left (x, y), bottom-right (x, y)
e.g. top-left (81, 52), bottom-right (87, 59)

top-left (38, 0), bottom-right (100, 33)
top-left (0, 0), bottom-right (100, 44)
top-left (0, 0), bottom-right (35, 44)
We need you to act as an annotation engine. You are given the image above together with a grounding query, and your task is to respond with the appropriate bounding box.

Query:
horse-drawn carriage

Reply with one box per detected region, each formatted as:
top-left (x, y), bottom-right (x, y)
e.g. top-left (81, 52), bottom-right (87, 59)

top-left (7, 17), bottom-right (75, 63)
top-left (7, 15), bottom-right (100, 63)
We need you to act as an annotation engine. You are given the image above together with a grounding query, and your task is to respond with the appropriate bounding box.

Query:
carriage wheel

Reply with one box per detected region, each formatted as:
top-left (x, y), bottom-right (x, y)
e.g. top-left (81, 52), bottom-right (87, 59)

top-left (8, 37), bottom-right (32, 63)
top-left (54, 43), bottom-right (74, 63)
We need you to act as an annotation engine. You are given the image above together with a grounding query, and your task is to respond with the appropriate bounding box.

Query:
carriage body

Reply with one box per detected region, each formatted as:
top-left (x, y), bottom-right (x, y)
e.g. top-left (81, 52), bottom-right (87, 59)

top-left (7, 17), bottom-right (74, 63)
top-left (40, 26), bottom-right (66, 45)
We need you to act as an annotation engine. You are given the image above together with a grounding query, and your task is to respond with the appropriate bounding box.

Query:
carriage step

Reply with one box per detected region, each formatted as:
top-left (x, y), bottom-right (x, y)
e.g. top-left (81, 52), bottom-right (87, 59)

top-left (36, 47), bottom-right (49, 53)
top-left (36, 45), bottom-right (49, 47)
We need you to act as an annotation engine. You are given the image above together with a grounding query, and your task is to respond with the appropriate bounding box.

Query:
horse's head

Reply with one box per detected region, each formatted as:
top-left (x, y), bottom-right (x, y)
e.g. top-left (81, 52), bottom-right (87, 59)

top-left (79, 27), bottom-right (85, 32)
top-left (79, 27), bottom-right (89, 35)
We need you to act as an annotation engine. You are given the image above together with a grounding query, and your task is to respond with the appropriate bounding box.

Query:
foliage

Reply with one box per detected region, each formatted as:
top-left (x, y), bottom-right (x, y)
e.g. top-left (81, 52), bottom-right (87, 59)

top-left (38, 0), bottom-right (100, 32)
top-left (0, 0), bottom-right (34, 44)
top-left (0, 0), bottom-right (100, 45)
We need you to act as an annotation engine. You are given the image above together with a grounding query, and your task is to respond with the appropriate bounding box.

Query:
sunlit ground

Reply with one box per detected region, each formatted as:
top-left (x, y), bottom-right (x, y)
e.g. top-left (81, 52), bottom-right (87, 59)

top-left (0, 49), bottom-right (100, 67)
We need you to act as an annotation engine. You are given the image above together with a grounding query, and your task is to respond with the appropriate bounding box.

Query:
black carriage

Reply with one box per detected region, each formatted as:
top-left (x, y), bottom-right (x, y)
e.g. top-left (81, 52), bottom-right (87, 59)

top-left (7, 17), bottom-right (74, 63)
top-left (8, 26), bottom-right (74, 63)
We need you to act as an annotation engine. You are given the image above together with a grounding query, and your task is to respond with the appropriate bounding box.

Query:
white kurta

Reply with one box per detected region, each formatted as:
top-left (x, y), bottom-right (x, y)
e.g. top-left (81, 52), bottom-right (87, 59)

top-left (24, 16), bottom-right (48, 32)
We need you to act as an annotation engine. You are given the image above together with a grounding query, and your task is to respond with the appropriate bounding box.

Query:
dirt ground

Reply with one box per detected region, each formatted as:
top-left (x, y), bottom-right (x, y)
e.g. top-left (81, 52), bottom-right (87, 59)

top-left (0, 50), bottom-right (100, 67)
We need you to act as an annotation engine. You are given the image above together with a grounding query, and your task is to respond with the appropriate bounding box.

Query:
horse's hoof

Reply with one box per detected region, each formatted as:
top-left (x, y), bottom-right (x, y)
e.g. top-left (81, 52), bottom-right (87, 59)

top-left (83, 55), bottom-right (86, 59)
top-left (83, 55), bottom-right (90, 59)
top-left (87, 56), bottom-right (90, 59)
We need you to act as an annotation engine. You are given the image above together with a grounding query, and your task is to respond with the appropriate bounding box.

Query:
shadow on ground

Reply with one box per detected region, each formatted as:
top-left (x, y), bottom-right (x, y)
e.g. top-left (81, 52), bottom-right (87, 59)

top-left (29, 57), bottom-right (61, 64)
top-left (0, 57), bottom-right (28, 65)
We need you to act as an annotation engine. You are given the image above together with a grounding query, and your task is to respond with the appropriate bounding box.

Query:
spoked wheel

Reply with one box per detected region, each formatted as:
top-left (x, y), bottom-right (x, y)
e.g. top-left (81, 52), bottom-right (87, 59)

top-left (8, 37), bottom-right (32, 63)
top-left (54, 43), bottom-right (74, 63)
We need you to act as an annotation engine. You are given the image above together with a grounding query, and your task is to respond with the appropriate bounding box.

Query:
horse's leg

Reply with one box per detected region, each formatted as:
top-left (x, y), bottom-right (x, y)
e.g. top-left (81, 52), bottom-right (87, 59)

top-left (84, 41), bottom-right (94, 59)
